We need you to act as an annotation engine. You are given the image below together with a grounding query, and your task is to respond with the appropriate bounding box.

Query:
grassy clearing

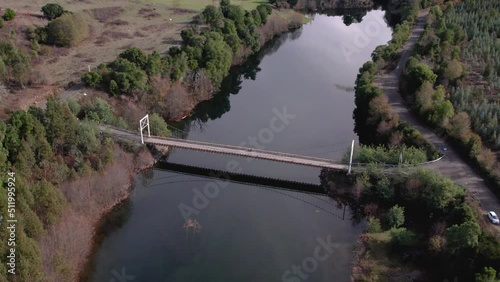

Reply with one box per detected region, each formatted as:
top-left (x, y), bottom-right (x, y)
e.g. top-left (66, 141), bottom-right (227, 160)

top-left (354, 232), bottom-right (419, 282)
top-left (134, 0), bottom-right (267, 11)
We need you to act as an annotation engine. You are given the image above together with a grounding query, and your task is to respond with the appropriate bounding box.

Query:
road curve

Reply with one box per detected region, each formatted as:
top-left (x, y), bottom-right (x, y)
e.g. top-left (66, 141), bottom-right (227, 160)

top-left (375, 10), bottom-right (500, 226)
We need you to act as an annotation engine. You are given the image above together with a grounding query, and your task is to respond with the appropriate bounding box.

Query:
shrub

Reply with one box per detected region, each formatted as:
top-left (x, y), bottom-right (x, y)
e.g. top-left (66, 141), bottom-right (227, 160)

top-left (82, 98), bottom-right (114, 124)
top-left (46, 13), bottom-right (89, 46)
top-left (109, 80), bottom-right (119, 96)
top-left (81, 71), bottom-right (102, 88)
top-left (41, 3), bottom-right (65, 20)
top-left (366, 217), bottom-right (382, 233)
top-left (3, 8), bottom-right (16, 21)
top-left (149, 113), bottom-right (171, 137)
top-left (475, 267), bottom-right (497, 282)
top-left (390, 228), bottom-right (416, 248)
top-left (0, 41), bottom-right (32, 86)
top-left (0, 18), bottom-right (3, 28)
top-left (387, 205), bottom-right (405, 228)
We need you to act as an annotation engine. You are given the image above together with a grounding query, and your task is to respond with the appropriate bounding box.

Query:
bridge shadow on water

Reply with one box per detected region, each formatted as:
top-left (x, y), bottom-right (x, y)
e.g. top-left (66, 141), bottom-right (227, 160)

top-left (153, 161), bottom-right (328, 195)
top-left (147, 161), bottom-right (353, 221)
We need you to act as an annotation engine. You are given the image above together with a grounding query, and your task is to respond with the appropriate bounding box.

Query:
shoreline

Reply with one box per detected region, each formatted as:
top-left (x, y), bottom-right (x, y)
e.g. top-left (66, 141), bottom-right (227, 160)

top-left (77, 143), bottom-right (169, 281)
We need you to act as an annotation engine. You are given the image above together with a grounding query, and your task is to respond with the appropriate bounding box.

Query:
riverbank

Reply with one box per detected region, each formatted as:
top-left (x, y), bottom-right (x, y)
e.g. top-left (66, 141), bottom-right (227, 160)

top-left (38, 145), bottom-right (157, 281)
top-left (167, 8), bottom-right (308, 121)
top-left (346, 2), bottom-right (500, 280)
top-left (79, 3), bottom-right (307, 122)
top-left (84, 8), bottom-right (393, 281)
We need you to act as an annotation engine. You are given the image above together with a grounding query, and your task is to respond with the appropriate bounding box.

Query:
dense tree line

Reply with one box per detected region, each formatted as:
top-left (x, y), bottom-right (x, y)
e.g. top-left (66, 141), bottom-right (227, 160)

top-left (344, 144), bottom-right (428, 165)
top-left (0, 99), bottom-right (114, 281)
top-left (353, 60), bottom-right (440, 160)
top-left (349, 0), bottom-right (500, 279)
top-left (401, 2), bottom-right (500, 191)
top-left (81, 0), bottom-right (278, 119)
top-left (0, 96), bottom-right (171, 281)
top-left (322, 167), bottom-right (500, 281)
top-left (353, 0), bottom-right (425, 152)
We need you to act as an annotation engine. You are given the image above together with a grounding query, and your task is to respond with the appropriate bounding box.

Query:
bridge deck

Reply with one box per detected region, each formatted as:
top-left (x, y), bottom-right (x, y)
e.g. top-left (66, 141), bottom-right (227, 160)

top-left (102, 126), bottom-right (349, 170)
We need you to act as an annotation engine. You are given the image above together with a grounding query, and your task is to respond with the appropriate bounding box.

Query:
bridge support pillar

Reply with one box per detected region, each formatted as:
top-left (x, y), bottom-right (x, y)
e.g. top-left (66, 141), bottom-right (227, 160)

top-left (347, 140), bottom-right (354, 174)
top-left (139, 114), bottom-right (150, 144)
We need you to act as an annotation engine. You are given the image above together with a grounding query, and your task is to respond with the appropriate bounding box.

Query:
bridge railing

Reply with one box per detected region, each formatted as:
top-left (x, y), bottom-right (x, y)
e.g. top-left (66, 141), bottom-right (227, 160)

top-left (146, 134), bottom-right (347, 164)
top-left (100, 125), bottom-right (346, 164)
top-left (101, 124), bottom-right (445, 170)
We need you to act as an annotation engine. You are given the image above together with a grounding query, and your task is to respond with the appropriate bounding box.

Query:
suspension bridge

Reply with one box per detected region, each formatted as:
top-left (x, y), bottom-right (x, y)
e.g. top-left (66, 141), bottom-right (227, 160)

top-left (100, 115), bottom-right (442, 173)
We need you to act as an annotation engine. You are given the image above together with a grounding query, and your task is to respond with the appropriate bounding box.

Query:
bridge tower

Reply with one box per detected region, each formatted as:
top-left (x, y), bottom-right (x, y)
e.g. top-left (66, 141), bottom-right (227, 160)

top-left (347, 140), bottom-right (355, 174)
top-left (139, 114), bottom-right (150, 144)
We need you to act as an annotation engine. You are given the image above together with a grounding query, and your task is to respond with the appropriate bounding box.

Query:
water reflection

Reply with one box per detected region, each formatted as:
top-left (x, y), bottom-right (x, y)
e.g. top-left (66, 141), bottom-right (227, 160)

top-left (188, 27), bottom-right (305, 124)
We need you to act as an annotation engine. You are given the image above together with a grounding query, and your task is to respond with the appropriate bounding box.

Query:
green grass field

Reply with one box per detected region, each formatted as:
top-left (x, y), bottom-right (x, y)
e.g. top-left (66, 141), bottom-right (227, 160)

top-left (136, 0), bottom-right (268, 11)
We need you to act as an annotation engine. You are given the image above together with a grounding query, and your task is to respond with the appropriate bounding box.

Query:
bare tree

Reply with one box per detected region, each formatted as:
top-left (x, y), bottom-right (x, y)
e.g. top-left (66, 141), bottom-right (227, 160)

top-left (164, 82), bottom-right (191, 119)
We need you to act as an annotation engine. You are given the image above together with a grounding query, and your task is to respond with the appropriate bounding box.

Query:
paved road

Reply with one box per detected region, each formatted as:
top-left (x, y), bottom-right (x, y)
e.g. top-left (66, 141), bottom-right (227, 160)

top-left (375, 10), bottom-right (500, 228)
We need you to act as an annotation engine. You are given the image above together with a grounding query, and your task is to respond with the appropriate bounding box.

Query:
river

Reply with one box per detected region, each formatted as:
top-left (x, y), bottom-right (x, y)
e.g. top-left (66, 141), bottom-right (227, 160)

top-left (87, 9), bottom-right (392, 282)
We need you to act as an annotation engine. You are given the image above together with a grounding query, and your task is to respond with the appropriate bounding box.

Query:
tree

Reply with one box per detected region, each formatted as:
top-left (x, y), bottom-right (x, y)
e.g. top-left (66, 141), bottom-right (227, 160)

top-left (415, 169), bottom-right (463, 211)
top-left (201, 32), bottom-right (233, 84)
top-left (41, 3), bottom-right (64, 20)
top-left (109, 80), bottom-right (119, 96)
top-left (108, 58), bottom-right (148, 93)
top-left (256, 4), bottom-right (273, 24)
top-left (202, 5), bottom-right (224, 28)
top-left (32, 180), bottom-right (66, 227)
top-left (81, 71), bottom-right (102, 88)
top-left (448, 112), bottom-right (472, 140)
top-left (220, 0), bottom-right (231, 15)
top-left (149, 113), bottom-right (171, 137)
top-left (0, 41), bottom-right (32, 86)
top-left (374, 176), bottom-right (395, 202)
top-left (3, 8), bottom-right (16, 21)
top-left (251, 9), bottom-right (262, 26)
top-left (415, 81), bottom-right (434, 113)
top-left (387, 205), bottom-right (405, 228)
top-left (446, 221), bottom-right (481, 254)
top-left (224, 5), bottom-right (245, 23)
top-left (46, 13), bottom-right (89, 46)
top-left (429, 235), bottom-right (446, 253)
top-left (475, 267), bottom-right (497, 282)
top-left (406, 62), bottom-right (437, 91)
top-left (443, 59), bottom-right (463, 82)
top-left (145, 51), bottom-right (163, 76)
top-left (390, 227), bottom-right (416, 248)
top-left (82, 98), bottom-right (114, 123)
top-left (428, 100), bottom-right (454, 126)
top-left (366, 217), bottom-right (382, 233)
top-left (164, 82), bottom-right (190, 119)
top-left (118, 47), bottom-right (148, 68)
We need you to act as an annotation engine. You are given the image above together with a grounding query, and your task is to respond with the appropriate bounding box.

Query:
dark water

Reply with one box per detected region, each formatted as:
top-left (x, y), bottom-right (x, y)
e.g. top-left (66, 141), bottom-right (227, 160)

top-left (89, 10), bottom-right (392, 282)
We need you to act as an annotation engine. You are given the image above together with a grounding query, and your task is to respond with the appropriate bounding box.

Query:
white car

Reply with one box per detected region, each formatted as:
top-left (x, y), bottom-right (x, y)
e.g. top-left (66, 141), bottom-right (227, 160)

top-left (488, 211), bottom-right (499, 224)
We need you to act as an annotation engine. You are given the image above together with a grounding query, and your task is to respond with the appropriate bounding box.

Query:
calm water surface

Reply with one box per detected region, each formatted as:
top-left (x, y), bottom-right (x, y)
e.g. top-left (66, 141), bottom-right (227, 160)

top-left (90, 10), bottom-right (392, 282)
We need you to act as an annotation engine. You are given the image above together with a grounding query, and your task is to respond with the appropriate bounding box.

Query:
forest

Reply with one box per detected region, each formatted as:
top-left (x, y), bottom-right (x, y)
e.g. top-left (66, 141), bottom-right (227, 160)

top-left (400, 0), bottom-right (500, 193)
top-left (0, 99), bottom-right (113, 281)
top-left (82, 0), bottom-right (302, 120)
top-left (323, 167), bottom-right (500, 281)
top-left (350, 0), bottom-right (500, 280)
